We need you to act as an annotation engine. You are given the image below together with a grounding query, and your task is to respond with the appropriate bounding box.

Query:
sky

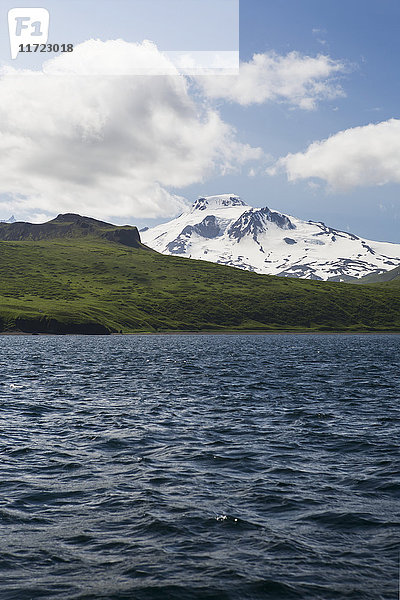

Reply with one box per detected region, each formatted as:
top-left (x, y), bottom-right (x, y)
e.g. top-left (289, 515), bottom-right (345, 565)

top-left (0, 0), bottom-right (399, 242)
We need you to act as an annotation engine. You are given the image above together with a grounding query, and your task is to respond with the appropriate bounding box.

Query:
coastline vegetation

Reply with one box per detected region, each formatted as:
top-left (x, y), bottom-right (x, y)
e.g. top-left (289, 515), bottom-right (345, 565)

top-left (1, 221), bottom-right (400, 334)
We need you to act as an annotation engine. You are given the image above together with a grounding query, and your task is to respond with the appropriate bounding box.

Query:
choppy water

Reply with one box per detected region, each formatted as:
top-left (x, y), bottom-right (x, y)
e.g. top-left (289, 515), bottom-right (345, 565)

top-left (0, 334), bottom-right (399, 600)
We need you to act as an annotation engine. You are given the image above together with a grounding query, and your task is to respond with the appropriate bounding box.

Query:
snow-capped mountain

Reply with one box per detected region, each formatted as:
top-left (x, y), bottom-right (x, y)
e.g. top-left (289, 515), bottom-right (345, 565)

top-left (0, 215), bottom-right (16, 224)
top-left (141, 195), bottom-right (400, 280)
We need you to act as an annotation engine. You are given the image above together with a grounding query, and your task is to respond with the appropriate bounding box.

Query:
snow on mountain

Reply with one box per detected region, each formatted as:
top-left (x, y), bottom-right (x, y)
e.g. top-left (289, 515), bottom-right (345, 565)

top-left (0, 215), bottom-right (16, 223)
top-left (141, 195), bottom-right (400, 281)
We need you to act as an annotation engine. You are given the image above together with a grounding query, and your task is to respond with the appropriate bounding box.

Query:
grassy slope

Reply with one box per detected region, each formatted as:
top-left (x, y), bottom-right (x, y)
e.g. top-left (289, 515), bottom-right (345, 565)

top-left (358, 265), bottom-right (400, 284)
top-left (1, 235), bottom-right (400, 333)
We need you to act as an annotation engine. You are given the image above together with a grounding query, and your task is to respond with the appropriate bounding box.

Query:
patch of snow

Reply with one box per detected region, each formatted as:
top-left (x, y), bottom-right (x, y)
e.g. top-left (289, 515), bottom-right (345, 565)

top-left (141, 195), bottom-right (400, 280)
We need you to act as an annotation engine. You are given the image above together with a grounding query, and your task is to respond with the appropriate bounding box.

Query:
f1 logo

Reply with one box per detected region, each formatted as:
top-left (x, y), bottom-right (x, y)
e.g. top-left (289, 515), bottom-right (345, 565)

top-left (8, 8), bottom-right (50, 59)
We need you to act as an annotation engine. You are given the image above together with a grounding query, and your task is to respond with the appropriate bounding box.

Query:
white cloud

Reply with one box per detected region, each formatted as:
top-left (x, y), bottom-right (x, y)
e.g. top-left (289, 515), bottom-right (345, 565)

top-left (270, 118), bottom-right (400, 190)
top-left (197, 51), bottom-right (346, 109)
top-left (0, 39), bottom-right (261, 221)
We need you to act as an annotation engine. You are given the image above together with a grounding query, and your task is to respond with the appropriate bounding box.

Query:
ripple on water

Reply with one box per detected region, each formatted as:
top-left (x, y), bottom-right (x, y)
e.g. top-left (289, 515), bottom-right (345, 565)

top-left (0, 333), bottom-right (398, 600)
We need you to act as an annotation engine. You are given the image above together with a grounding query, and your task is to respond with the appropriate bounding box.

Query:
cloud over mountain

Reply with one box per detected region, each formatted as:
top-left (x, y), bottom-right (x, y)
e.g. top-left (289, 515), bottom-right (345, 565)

top-left (0, 40), bottom-right (261, 221)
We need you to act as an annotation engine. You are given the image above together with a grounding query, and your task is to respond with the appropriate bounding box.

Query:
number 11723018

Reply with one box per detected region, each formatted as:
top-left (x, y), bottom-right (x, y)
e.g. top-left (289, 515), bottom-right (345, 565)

top-left (18, 43), bottom-right (74, 53)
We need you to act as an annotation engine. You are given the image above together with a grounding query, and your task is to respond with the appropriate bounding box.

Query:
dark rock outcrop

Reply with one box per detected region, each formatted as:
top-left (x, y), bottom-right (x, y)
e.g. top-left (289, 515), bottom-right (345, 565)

top-left (229, 207), bottom-right (295, 242)
top-left (14, 317), bottom-right (113, 335)
top-left (193, 196), bottom-right (246, 211)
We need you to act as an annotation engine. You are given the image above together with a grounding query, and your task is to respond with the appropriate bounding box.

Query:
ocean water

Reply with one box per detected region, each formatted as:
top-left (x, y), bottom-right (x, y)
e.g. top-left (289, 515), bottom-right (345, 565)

top-left (0, 333), bottom-right (398, 600)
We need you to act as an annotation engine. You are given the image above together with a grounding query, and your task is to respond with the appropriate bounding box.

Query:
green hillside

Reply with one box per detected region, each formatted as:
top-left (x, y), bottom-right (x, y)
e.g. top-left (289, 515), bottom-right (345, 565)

top-left (357, 265), bottom-right (400, 284)
top-left (0, 214), bottom-right (400, 334)
top-left (0, 213), bottom-right (145, 248)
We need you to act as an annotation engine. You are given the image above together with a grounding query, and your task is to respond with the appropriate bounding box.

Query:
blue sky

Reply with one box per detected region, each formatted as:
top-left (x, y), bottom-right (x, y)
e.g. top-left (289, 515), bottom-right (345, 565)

top-left (184, 0), bottom-right (400, 242)
top-left (0, 0), bottom-right (399, 243)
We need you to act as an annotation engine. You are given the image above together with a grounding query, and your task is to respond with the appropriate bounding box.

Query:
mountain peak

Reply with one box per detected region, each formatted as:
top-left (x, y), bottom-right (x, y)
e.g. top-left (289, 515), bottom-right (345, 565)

top-left (192, 195), bottom-right (247, 211)
top-left (0, 215), bottom-right (16, 224)
top-left (142, 195), bottom-right (400, 281)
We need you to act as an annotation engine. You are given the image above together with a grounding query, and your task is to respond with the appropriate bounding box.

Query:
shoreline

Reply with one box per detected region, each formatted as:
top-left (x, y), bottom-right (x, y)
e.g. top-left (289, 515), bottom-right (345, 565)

top-left (1, 330), bottom-right (400, 337)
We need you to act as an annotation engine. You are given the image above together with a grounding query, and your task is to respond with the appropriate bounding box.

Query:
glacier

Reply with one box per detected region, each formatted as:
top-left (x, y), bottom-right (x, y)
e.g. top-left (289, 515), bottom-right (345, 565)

top-left (141, 195), bottom-right (400, 281)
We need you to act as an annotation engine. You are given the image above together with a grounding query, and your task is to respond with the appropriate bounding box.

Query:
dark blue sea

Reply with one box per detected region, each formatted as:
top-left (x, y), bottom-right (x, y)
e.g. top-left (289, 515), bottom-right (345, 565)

top-left (0, 334), bottom-right (398, 600)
